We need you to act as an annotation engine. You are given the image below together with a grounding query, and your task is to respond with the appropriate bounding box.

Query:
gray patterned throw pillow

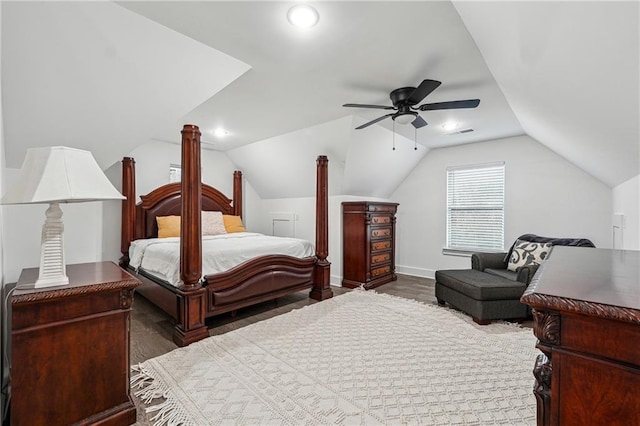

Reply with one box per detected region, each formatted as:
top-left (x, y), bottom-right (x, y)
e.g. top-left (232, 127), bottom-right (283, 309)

top-left (507, 239), bottom-right (553, 272)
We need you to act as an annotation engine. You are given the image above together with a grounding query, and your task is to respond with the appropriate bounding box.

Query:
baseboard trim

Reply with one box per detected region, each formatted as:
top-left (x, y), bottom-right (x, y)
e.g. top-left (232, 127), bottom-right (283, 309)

top-left (331, 269), bottom-right (434, 285)
top-left (396, 265), bottom-right (435, 280)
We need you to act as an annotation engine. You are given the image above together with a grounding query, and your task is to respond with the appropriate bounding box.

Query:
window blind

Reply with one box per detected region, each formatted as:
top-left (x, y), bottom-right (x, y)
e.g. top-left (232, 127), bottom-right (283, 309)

top-left (446, 162), bottom-right (505, 251)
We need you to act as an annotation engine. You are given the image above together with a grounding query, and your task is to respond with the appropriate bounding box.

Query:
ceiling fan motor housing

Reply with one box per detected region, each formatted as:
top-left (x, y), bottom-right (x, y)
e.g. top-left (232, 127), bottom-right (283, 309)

top-left (390, 87), bottom-right (419, 107)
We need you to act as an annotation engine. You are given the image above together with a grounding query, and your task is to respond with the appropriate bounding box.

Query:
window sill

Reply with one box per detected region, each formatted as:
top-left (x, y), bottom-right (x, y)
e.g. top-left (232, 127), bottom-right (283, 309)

top-left (442, 248), bottom-right (505, 257)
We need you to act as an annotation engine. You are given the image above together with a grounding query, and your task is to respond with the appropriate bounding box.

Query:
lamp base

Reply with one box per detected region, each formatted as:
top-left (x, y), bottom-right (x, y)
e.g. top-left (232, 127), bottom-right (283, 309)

top-left (35, 202), bottom-right (69, 288)
top-left (34, 275), bottom-right (69, 288)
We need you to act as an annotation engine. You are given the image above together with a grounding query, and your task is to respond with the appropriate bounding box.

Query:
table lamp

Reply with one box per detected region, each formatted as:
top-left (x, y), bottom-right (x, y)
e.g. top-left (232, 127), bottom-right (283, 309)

top-left (1, 146), bottom-right (125, 288)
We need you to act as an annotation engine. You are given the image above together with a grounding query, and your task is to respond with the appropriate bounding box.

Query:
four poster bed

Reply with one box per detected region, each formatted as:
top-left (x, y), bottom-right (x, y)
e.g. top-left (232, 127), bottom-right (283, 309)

top-left (120, 124), bottom-right (333, 346)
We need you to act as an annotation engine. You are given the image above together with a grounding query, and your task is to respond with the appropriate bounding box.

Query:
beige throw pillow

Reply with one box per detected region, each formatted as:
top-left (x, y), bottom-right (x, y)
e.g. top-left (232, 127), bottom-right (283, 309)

top-left (202, 211), bottom-right (227, 236)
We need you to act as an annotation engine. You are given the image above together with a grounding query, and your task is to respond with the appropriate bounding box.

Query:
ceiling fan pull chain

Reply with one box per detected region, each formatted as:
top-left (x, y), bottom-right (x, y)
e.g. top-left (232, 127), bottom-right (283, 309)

top-left (414, 127), bottom-right (418, 151)
top-left (392, 120), bottom-right (396, 151)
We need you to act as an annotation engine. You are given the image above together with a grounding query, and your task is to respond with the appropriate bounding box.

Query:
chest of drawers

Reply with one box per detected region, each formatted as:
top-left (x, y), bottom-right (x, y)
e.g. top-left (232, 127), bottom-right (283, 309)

top-left (342, 201), bottom-right (398, 289)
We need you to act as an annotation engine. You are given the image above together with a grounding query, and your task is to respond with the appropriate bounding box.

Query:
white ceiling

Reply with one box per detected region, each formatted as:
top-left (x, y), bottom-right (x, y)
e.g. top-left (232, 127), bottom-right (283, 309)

top-left (2, 1), bottom-right (249, 170)
top-left (116, 1), bottom-right (522, 153)
top-left (2, 1), bottom-right (638, 199)
top-left (454, 1), bottom-right (639, 188)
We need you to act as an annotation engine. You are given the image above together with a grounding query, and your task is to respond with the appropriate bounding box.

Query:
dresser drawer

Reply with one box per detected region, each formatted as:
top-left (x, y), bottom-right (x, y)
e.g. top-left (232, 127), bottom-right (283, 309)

top-left (371, 252), bottom-right (391, 265)
top-left (371, 240), bottom-right (392, 252)
top-left (371, 226), bottom-right (392, 239)
top-left (371, 265), bottom-right (391, 278)
top-left (368, 204), bottom-right (397, 213)
top-left (370, 214), bottom-right (392, 225)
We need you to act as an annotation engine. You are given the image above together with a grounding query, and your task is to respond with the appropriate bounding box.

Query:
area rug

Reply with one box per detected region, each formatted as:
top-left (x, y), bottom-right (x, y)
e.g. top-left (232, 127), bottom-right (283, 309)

top-left (132, 290), bottom-right (538, 425)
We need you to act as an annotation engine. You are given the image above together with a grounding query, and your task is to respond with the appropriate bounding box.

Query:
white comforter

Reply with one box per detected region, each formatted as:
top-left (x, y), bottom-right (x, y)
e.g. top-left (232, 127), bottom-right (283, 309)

top-left (129, 232), bottom-right (315, 286)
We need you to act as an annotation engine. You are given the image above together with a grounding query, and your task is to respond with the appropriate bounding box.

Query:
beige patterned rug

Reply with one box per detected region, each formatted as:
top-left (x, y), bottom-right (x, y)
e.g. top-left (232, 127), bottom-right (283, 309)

top-left (132, 290), bottom-right (538, 425)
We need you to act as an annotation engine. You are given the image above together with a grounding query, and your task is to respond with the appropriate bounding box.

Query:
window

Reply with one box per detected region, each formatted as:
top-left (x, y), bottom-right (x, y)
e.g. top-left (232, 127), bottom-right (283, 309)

top-left (446, 162), bottom-right (505, 252)
top-left (169, 164), bottom-right (181, 183)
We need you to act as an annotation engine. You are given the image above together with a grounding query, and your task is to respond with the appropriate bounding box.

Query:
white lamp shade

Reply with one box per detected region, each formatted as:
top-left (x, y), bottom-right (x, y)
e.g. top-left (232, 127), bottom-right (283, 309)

top-left (1, 146), bottom-right (124, 204)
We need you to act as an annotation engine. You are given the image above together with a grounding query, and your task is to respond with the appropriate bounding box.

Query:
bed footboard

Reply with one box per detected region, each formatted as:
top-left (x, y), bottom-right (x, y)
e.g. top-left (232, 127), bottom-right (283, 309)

top-left (205, 255), bottom-right (315, 315)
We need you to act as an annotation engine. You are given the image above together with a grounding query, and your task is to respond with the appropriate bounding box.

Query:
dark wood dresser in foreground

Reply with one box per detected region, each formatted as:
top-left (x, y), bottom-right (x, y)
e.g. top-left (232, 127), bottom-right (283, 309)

top-left (342, 201), bottom-right (398, 289)
top-left (520, 246), bottom-right (639, 426)
top-left (11, 261), bottom-right (141, 426)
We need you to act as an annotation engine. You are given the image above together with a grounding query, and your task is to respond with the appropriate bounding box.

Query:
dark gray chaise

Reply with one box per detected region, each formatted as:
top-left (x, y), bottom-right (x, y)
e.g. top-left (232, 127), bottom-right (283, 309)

top-left (435, 234), bottom-right (595, 324)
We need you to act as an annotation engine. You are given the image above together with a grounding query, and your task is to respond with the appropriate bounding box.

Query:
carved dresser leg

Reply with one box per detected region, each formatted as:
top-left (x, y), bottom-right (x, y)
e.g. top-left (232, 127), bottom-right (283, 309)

top-left (531, 308), bottom-right (560, 426)
top-left (533, 353), bottom-right (552, 426)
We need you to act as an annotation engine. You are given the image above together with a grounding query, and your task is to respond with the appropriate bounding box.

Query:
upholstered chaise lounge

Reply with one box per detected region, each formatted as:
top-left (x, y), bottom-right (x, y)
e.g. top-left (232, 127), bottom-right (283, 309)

top-left (435, 234), bottom-right (595, 324)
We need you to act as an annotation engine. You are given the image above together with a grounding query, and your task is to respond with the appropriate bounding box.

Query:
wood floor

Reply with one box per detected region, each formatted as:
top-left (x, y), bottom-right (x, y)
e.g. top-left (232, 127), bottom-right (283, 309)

top-left (130, 274), bottom-right (439, 365)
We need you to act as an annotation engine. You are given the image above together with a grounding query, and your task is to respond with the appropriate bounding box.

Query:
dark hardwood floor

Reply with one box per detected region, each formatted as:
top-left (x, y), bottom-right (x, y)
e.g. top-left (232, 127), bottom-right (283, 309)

top-left (130, 274), bottom-right (438, 364)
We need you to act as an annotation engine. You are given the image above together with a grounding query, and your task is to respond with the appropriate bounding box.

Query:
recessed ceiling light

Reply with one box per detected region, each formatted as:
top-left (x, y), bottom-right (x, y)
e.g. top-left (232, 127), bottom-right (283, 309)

top-left (212, 128), bottom-right (228, 137)
top-left (287, 4), bottom-right (319, 28)
top-left (442, 121), bottom-right (459, 131)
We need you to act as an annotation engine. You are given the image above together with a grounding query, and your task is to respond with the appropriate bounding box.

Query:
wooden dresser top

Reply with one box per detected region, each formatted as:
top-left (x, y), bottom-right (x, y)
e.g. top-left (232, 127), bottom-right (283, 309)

top-left (13, 261), bottom-right (140, 303)
top-left (521, 246), bottom-right (640, 324)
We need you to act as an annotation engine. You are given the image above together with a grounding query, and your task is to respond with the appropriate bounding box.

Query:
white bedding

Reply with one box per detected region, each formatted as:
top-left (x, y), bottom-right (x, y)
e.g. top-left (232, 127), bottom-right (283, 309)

top-left (129, 232), bottom-right (315, 286)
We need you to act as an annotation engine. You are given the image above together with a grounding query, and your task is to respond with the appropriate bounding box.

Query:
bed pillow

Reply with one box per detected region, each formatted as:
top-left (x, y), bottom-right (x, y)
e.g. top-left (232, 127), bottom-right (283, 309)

top-left (223, 215), bottom-right (246, 233)
top-left (156, 215), bottom-right (181, 238)
top-left (202, 211), bottom-right (227, 236)
top-left (507, 239), bottom-right (553, 272)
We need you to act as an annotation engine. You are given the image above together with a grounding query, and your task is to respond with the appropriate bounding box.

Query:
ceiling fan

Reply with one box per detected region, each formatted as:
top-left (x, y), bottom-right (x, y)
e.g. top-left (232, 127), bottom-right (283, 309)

top-left (343, 79), bottom-right (480, 130)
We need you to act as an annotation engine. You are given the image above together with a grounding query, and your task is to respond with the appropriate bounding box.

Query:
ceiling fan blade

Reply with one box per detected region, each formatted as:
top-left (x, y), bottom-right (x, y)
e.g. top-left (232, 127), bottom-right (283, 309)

top-left (411, 115), bottom-right (428, 129)
top-left (343, 103), bottom-right (395, 110)
top-left (406, 79), bottom-right (441, 105)
top-left (418, 99), bottom-right (480, 111)
top-left (355, 113), bottom-right (394, 130)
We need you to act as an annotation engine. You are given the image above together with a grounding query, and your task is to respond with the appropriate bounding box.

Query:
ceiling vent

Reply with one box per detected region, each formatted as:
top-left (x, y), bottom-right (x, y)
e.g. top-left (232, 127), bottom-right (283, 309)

top-left (446, 128), bottom-right (474, 135)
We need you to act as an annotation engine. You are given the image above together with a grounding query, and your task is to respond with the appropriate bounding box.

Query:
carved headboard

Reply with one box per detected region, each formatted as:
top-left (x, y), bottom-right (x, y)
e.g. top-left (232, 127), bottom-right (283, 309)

top-left (134, 182), bottom-right (234, 240)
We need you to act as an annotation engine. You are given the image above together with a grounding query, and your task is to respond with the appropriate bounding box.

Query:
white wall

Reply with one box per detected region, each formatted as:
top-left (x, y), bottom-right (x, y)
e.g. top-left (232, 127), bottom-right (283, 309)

top-left (392, 135), bottom-right (612, 278)
top-left (123, 141), bottom-right (238, 202)
top-left (612, 174), bottom-right (640, 250)
top-left (0, 2), bottom-right (7, 414)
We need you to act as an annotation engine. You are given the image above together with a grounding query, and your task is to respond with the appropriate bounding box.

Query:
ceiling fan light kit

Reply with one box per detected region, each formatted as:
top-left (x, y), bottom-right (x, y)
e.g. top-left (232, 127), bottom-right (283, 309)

top-left (343, 79), bottom-right (480, 130)
top-left (392, 112), bottom-right (417, 125)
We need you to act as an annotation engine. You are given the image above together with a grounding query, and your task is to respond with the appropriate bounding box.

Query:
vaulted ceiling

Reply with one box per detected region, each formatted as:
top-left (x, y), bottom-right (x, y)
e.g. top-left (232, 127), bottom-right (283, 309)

top-left (2, 1), bottom-right (638, 199)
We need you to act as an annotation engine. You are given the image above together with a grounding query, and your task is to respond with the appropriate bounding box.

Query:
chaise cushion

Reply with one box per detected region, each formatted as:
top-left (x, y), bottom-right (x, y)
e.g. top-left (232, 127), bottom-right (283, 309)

top-left (484, 268), bottom-right (519, 281)
top-left (435, 269), bottom-right (527, 301)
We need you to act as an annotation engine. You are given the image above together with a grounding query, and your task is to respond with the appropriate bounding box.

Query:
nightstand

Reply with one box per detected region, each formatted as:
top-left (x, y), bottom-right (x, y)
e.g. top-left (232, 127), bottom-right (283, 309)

top-left (10, 261), bottom-right (141, 426)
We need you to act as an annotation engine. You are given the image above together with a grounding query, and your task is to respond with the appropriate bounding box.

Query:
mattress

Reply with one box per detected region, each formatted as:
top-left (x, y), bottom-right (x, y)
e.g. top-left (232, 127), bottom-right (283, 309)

top-left (129, 232), bottom-right (315, 286)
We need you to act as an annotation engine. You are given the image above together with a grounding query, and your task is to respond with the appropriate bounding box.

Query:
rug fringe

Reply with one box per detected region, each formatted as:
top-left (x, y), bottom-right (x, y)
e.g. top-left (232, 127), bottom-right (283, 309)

top-left (131, 363), bottom-right (195, 426)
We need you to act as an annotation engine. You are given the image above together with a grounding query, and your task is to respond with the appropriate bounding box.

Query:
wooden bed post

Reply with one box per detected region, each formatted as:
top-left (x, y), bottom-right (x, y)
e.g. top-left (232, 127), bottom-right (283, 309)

top-left (175, 124), bottom-right (208, 347)
top-left (310, 155), bottom-right (333, 301)
top-left (120, 157), bottom-right (136, 267)
top-left (233, 170), bottom-right (243, 218)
